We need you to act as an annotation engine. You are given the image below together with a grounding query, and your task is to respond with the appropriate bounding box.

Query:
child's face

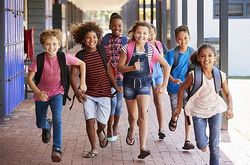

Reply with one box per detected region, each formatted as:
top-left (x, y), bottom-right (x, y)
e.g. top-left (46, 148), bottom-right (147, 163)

top-left (176, 31), bottom-right (190, 49)
top-left (149, 27), bottom-right (156, 41)
top-left (197, 48), bottom-right (216, 69)
top-left (43, 36), bottom-right (60, 57)
top-left (134, 25), bottom-right (150, 44)
top-left (84, 31), bottom-right (98, 50)
top-left (110, 18), bottom-right (123, 37)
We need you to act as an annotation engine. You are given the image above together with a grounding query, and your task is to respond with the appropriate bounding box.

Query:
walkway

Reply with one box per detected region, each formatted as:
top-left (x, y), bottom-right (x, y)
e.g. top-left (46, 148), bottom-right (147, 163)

top-left (0, 79), bottom-right (249, 165)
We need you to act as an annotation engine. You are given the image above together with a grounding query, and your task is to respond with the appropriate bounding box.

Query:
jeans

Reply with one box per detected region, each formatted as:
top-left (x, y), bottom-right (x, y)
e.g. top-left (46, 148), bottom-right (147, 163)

top-left (192, 113), bottom-right (222, 165)
top-left (35, 94), bottom-right (63, 150)
top-left (111, 87), bottom-right (123, 116)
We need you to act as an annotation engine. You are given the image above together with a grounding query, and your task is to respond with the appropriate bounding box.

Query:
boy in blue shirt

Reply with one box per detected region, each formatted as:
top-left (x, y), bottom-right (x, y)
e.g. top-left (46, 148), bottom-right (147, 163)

top-left (165, 25), bottom-right (195, 150)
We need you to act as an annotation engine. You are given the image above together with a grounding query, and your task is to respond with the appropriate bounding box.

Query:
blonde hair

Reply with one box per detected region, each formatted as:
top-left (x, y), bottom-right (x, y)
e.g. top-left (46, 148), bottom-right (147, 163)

top-left (40, 29), bottom-right (62, 46)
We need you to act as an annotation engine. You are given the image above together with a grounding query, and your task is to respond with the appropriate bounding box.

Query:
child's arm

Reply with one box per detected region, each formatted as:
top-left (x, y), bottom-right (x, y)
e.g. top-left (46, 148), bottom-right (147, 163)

top-left (70, 65), bottom-right (86, 103)
top-left (221, 80), bottom-right (234, 120)
top-left (76, 59), bottom-right (87, 92)
top-left (118, 51), bottom-right (140, 73)
top-left (157, 56), bottom-right (170, 93)
top-left (173, 73), bottom-right (193, 118)
top-left (26, 71), bottom-right (48, 101)
top-left (107, 62), bottom-right (122, 93)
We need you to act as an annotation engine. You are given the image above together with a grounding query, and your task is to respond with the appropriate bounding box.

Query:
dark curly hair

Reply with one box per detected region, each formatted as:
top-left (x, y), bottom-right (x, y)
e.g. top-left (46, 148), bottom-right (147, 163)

top-left (70, 21), bottom-right (103, 48)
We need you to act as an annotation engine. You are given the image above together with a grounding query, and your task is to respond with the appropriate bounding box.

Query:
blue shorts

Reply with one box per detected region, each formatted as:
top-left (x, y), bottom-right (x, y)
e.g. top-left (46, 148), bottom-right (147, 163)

top-left (123, 76), bottom-right (152, 100)
top-left (152, 63), bottom-right (163, 87)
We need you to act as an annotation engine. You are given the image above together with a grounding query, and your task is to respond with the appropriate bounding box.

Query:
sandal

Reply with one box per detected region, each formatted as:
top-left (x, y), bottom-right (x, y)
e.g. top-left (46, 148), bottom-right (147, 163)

top-left (126, 128), bottom-right (135, 146)
top-left (83, 151), bottom-right (98, 158)
top-left (138, 148), bottom-right (151, 159)
top-left (158, 130), bottom-right (166, 140)
top-left (168, 116), bottom-right (178, 132)
top-left (96, 130), bottom-right (108, 148)
top-left (182, 140), bottom-right (195, 150)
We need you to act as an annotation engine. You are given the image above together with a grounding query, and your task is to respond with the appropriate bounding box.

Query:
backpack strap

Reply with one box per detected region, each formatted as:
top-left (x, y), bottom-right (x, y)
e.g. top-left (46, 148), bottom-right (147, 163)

top-left (212, 66), bottom-right (222, 93)
top-left (57, 52), bottom-right (71, 105)
top-left (155, 40), bottom-right (163, 54)
top-left (34, 52), bottom-right (46, 85)
top-left (97, 45), bottom-right (108, 70)
top-left (172, 46), bottom-right (195, 72)
top-left (189, 66), bottom-right (203, 98)
top-left (102, 33), bottom-right (111, 46)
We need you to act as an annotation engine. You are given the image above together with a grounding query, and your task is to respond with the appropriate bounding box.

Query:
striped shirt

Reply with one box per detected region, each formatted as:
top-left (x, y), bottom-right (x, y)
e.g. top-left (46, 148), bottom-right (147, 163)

top-left (83, 50), bottom-right (111, 97)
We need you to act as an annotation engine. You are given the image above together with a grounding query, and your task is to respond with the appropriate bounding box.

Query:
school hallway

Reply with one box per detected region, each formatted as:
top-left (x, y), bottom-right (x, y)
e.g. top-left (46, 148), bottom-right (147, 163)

top-left (0, 79), bottom-right (249, 165)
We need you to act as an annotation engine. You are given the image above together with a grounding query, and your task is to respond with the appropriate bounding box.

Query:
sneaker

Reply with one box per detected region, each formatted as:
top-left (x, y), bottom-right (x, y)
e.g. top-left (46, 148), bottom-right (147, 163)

top-left (51, 150), bottom-right (62, 162)
top-left (42, 119), bottom-right (52, 144)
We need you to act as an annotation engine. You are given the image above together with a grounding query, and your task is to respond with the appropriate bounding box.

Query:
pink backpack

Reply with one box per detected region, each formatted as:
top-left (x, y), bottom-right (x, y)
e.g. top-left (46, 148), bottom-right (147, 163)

top-left (154, 40), bottom-right (163, 54)
top-left (126, 41), bottom-right (159, 73)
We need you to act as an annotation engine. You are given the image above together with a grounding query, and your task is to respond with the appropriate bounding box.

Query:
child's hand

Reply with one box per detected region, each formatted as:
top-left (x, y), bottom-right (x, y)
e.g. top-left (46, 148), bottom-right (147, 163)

top-left (225, 108), bottom-right (234, 120)
top-left (115, 86), bottom-right (123, 93)
top-left (36, 91), bottom-right (48, 102)
top-left (76, 89), bottom-right (86, 103)
top-left (174, 79), bottom-right (182, 84)
top-left (157, 86), bottom-right (166, 94)
top-left (79, 84), bottom-right (87, 93)
top-left (133, 60), bottom-right (140, 70)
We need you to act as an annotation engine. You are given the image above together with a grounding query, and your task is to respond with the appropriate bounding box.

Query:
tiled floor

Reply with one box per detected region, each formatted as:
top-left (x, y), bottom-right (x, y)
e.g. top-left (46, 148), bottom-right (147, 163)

top-left (0, 79), bottom-right (249, 165)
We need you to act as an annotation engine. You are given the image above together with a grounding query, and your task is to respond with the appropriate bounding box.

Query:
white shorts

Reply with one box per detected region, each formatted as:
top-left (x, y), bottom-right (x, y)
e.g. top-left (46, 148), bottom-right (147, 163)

top-left (83, 95), bottom-right (111, 124)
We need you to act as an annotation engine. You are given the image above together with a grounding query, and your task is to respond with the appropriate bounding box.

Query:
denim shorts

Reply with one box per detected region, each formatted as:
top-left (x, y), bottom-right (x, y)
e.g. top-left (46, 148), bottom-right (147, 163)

top-left (123, 76), bottom-right (152, 100)
top-left (152, 63), bottom-right (163, 87)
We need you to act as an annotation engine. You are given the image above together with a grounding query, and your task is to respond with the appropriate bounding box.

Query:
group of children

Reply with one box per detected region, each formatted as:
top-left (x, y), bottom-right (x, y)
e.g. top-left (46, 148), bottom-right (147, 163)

top-left (27, 12), bottom-right (234, 164)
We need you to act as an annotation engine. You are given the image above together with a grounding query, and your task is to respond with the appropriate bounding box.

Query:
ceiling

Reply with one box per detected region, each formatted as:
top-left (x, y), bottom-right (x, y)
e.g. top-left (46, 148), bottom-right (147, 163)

top-left (68, 0), bottom-right (129, 11)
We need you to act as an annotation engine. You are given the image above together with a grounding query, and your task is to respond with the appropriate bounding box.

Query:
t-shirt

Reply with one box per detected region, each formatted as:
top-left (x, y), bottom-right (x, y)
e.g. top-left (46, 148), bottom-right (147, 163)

top-left (83, 50), bottom-right (111, 97)
top-left (165, 48), bottom-right (193, 93)
top-left (185, 70), bottom-right (227, 118)
top-left (29, 53), bottom-right (78, 101)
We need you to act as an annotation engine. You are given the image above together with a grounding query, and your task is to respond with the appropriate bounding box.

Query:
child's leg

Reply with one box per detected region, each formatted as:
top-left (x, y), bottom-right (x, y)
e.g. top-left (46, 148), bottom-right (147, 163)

top-left (208, 113), bottom-right (222, 165)
top-left (107, 88), bottom-right (117, 138)
top-left (183, 93), bottom-right (195, 149)
top-left (35, 101), bottom-right (49, 129)
top-left (137, 95), bottom-right (150, 149)
top-left (113, 91), bottom-right (123, 136)
top-left (152, 84), bottom-right (165, 131)
top-left (50, 94), bottom-right (63, 151)
top-left (125, 99), bottom-right (138, 142)
top-left (83, 96), bottom-right (98, 151)
top-left (192, 116), bottom-right (208, 151)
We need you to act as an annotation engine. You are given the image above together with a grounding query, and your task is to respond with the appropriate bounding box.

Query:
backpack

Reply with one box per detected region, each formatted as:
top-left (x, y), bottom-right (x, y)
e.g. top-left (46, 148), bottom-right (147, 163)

top-left (187, 66), bottom-right (222, 99)
top-left (69, 45), bottom-right (114, 110)
top-left (171, 46), bottom-right (195, 73)
top-left (154, 40), bottom-right (164, 54)
top-left (126, 41), bottom-right (158, 73)
top-left (34, 52), bottom-right (71, 105)
top-left (102, 33), bottom-right (128, 46)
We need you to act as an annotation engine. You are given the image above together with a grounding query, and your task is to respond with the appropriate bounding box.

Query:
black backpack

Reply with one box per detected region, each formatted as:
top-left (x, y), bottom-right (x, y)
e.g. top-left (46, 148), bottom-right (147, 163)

top-left (34, 52), bottom-right (71, 105)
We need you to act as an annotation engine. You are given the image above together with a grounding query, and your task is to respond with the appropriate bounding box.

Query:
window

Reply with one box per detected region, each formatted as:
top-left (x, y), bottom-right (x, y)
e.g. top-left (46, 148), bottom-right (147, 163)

top-left (214, 0), bottom-right (250, 18)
